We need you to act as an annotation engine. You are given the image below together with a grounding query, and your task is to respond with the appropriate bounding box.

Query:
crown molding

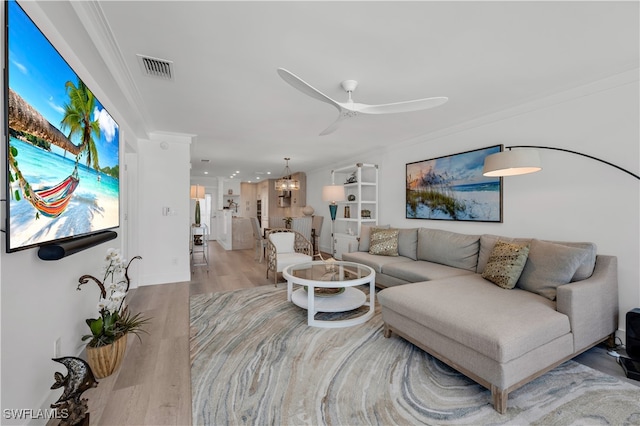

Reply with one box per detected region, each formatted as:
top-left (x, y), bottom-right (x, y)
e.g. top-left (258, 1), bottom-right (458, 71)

top-left (69, 1), bottom-right (151, 140)
top-left (396, 67), bottom-right (639, 151)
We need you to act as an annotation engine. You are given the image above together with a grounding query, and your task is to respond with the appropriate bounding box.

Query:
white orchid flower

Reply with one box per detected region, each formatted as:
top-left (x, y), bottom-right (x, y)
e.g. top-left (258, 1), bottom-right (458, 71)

top-left (110, 290), bottom-right (127, 302)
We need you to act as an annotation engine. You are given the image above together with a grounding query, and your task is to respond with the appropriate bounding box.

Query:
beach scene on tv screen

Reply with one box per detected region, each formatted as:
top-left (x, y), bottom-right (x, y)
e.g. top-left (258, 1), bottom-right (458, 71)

top-left (7, 1), bottom-right (119, 250)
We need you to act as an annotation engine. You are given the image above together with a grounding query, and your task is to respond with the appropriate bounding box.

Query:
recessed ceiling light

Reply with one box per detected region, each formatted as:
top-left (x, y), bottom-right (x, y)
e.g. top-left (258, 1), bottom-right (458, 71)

top-left (204, 171), bottom-right (208, 175)
top-left (256, 177), bottom-right (261, 180)
top-left (235, 170), bottom-right (240, 173)
top-left (230, 176), bottom-right (234, 178)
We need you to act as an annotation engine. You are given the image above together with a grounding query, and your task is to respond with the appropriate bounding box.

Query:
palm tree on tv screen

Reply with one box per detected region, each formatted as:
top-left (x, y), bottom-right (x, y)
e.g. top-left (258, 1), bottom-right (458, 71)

top-left (61, 79), bottom-right (101, 171)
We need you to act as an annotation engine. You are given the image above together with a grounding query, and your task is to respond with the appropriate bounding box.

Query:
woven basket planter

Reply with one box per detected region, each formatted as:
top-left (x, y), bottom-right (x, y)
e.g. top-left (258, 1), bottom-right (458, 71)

top-left (86, 334), bottom-right (127, 379)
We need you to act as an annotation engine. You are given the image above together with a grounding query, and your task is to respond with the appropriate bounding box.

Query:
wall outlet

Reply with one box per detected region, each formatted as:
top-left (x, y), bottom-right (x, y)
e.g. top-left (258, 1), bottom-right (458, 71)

top-left (54, 337), bottom-right (61, 358)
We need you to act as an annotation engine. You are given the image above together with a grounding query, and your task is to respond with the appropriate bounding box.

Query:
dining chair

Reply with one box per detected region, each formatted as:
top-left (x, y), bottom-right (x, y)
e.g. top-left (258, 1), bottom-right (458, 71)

top-left (311, 215), bottom-right (324, 257)
top-left (291, 216), bottom-right (313, 241)
top-left (251, 217), bottom-right (267, 263)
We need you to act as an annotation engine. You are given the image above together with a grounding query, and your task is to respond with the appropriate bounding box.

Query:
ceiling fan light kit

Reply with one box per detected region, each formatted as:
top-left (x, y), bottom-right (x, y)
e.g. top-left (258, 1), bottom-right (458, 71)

top-left (277, 68), bottom-right (448, 135)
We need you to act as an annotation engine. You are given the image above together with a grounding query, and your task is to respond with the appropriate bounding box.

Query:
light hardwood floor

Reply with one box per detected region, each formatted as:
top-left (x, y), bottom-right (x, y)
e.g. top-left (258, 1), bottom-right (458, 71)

top-left (75, 241), bottom-right (637, 426)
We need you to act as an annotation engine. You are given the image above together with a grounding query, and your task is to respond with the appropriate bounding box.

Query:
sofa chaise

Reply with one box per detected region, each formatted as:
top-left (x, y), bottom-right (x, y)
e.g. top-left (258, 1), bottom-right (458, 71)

top-left (343, 226), bottom-right (618, 413)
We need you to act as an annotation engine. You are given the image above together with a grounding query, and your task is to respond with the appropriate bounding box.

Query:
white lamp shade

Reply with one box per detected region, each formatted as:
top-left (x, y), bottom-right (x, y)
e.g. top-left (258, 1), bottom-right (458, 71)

top-left (190, 185), bottom-right (205, 199)
top-left (483, 149), bottom-right (542, 177)
top-left (322, 185), bottom-right (346, 203)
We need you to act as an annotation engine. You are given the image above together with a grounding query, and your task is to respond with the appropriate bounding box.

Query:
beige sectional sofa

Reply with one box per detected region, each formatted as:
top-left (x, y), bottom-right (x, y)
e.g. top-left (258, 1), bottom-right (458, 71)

top-left (342, 227), bottom-right (618, 413)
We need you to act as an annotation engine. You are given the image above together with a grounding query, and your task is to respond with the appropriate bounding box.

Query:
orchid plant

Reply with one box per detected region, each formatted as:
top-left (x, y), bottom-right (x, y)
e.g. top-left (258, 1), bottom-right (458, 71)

top-left (77, 249), bottom-right (149, 348)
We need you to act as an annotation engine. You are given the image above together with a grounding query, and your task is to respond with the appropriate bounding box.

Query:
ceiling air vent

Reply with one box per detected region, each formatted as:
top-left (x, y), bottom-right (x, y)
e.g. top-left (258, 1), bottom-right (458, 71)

top-left (136, 54), bottom-right (174, 80)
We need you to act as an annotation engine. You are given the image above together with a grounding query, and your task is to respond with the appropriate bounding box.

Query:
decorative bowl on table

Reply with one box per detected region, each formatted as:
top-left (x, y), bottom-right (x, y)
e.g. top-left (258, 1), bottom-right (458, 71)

top-left (303, 286), bottom-right (345, 297)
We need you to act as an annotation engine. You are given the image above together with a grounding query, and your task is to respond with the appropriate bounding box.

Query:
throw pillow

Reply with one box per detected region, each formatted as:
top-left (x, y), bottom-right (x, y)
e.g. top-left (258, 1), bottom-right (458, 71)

top-left (481, 241), bottom-right (530, 289)
top-left (358, 224), bottom-right (390, 252)
top-left (477, 234), bottom-right (532, 274)
top-left (369, 228), bottom-right (399, 256)
top-left (517, 239), bottom-right (589, 300)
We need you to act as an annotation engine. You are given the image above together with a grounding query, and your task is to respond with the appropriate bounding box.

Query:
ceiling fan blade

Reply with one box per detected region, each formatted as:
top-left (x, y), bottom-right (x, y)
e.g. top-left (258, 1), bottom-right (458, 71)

top-left (319, 113), bottom-right (350, 136)
top-left (356, 97), bottom-right (448, 115)
top-left (277, 68), bottom-right (341, 110)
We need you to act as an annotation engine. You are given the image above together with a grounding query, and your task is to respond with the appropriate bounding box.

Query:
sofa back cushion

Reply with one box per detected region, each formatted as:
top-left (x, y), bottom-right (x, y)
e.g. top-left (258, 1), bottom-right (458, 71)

top-left (552, 241), bottom-right (597, 281)
top-left (417, 228), bottom-right (480, 272)
top-left (478, 234), bottom-right (597, 282)
top-left (398, 228), bottom-right (418, 260)
top-left (358, 224), bottom-right (390, 252)
top-left (516, 239), bottom-right (590, 300)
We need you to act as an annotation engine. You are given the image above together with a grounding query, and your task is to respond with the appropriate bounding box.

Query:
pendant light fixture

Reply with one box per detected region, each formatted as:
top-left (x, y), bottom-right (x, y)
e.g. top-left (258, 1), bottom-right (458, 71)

top-left (275, 157), bottom-right (300, 191)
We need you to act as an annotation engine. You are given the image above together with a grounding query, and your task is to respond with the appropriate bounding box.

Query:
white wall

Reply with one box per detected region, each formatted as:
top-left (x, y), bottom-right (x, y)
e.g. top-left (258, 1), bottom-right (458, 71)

top-left (136, 135), bottom-right (192, 286)
top-left (0, 3), bottom-right (138, 422)
top-left (0, 75), bottom-right (190, 426)
top-left (0, 237), bottom-right (126, 424)
top-left (307, 72), bottom-right (640, 338)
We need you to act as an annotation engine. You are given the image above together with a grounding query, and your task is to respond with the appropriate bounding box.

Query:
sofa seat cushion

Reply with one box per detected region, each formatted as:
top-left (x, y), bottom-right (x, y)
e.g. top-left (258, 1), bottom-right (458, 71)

top-left (342, 251), bottom-right (412, 273)
top-left (378, 274), bottom-right (571, 363)
top-left (382, 260), bottom-right (475, 282)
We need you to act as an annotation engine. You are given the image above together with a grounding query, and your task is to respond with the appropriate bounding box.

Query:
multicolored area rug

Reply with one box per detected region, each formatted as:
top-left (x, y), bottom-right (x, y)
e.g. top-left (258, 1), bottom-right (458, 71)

top-left (190, 286), bottom-right (640, 425)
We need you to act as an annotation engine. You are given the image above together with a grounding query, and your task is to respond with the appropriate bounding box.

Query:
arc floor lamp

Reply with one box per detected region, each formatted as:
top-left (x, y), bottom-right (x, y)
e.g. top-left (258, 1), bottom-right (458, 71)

top-left (483, 145), bottom-right (639, 180)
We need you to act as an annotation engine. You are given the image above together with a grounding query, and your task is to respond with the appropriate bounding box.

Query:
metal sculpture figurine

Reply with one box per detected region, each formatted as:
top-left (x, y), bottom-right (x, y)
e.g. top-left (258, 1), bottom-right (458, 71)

top-left (51, 357), bottom-right (98, 426)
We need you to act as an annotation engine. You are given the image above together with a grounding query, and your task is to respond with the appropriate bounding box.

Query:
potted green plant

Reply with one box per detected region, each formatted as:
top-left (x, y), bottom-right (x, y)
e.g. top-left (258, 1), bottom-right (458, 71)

top-left (284, 217), bottom-right (293, 229)
top-left (77, 249), bottom-right (149, 378)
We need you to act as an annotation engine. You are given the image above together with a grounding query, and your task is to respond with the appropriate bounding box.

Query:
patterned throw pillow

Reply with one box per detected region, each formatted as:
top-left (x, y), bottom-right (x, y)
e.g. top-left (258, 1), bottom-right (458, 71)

top-left (481, 240), bottom-right (530, 289)
top-left (369, 228), bottom-right (399, 256)
top-left (358, 224), bottom-right (390, 252)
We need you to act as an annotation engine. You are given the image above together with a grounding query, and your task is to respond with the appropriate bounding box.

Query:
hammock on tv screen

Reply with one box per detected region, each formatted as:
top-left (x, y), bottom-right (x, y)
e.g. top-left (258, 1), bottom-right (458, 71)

top-left (31, 174), bottom-right (80, 218)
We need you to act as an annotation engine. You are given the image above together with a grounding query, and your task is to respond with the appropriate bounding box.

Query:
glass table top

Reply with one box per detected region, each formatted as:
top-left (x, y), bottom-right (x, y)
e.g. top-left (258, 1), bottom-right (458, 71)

top-left (286, 261), bottom-right (373, 283)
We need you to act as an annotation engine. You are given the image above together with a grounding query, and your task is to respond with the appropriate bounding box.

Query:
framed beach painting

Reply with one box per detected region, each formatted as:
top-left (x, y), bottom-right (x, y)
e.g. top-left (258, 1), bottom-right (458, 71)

top-left (406, 145), bottom-right (503, 222)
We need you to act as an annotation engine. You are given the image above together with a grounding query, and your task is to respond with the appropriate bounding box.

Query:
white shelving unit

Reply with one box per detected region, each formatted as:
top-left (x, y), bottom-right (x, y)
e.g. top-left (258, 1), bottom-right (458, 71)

top-left (330, 163), bottom-right (378, 259)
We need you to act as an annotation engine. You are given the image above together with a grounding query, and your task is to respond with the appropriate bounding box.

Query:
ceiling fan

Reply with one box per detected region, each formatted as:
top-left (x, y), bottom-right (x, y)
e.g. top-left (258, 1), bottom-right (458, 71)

top-left (277, 68), bottom-right (448, 136)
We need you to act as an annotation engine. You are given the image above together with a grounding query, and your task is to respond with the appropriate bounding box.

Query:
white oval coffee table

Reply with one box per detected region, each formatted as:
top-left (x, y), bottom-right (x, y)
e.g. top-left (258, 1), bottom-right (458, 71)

top-left (283, 260), bottom-right (376, 328)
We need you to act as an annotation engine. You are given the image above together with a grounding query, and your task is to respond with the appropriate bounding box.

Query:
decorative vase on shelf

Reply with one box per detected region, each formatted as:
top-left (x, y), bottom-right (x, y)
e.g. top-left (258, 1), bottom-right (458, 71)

top-left (302, 205), bottom-right (314, 216)
top-left (86, 334), bottom-right (127, 379)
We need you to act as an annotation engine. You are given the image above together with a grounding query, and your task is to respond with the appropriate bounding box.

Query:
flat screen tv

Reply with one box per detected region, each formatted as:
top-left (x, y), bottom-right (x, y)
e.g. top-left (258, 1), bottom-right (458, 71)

top-left (5, 0), bottom-right (120, 252)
